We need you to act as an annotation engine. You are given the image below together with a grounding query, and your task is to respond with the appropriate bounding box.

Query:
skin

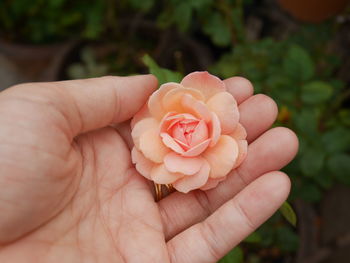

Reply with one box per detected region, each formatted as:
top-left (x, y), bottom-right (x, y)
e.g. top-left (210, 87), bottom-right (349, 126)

top-left (0, 75), bottom-right (298, 263)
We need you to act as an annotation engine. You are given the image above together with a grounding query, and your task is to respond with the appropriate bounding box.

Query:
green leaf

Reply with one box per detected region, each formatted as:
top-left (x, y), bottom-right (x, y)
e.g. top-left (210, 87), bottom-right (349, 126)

top-left (173, 3), bottom-right (192, 32)
top-left (141, 54), bottom-right (183, 85)
top-left (203, 12), bottom-right (231, 46)
top-left (322, 127), bottom-right (350, 153)
top-left (244, 232), bottom-right (262, 243)
top-left (279, 201), bottom-right (297, 227)
top-left (129, 0), bottom-right (154, 11)
top-left (283, 44), bottom-right (315, 82)
top-left (294, 109), bottom-right (319, 137)
top-left (219, 247), bottom-right (243, 263)
top-left (339, 109), bottom-right (350, 126)
top-left (300, 147), bottom-right (326, 176)
top-left (301, 81), bottom-right (333, 104)
top-left (327, 154), bottom-right (350, 185)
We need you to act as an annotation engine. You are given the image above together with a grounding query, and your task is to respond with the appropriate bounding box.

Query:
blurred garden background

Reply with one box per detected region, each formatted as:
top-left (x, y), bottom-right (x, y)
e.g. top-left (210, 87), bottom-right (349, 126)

top-left (1, 0), bottom-right (350, 262)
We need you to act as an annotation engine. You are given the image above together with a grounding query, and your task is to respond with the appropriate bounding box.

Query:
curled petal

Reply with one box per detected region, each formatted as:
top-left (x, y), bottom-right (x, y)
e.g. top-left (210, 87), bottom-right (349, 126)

top-left (208, 112), bottom-right (221, 147)
top-left (229, 123), bottom-right (247, 140)
top-left (203, 135), bottom-right (239, 178)
top-left (162, 87), bottom-right (205, 113)
top-left (200, 176), bottom-right (226, 191)
top-left (182, 94), bottom-right (212, 122)
top-left (148, 82), bottom-right (182, 119)
top-left (139, 128), bottom-right (169, 163)
top-left (160, 132), bottom-right (185, 154)
top-left (131, 147), bottom-right (154, 179)
top-left (131, 117), bottom-right (159, 149)
top-left (173, 161), bottom-right (210, 193)
top-left (150, 164), bottom-right (183, 184)
top-left (233, 139), bottom-right (248, 169)
top-left (164, 152), bottom-right (204, 175)
top-left (207, 92), bottom-right (239, 134)
top-left (182, 138), bottom-right (211, 157)
top-left (180, 71), bottom-right (226, 100)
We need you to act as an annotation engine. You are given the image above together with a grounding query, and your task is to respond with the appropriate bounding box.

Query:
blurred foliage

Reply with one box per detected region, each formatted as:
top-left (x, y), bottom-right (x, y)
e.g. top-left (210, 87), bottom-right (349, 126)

top-left (1, 0), bottom-right (349, 262)
top-left (0, 0), bottom-right (106, 43)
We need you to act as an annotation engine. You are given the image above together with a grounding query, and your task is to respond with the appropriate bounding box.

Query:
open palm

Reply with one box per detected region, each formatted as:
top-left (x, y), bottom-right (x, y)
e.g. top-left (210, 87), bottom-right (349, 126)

top-left (0, 75), bottom-right (298, 263)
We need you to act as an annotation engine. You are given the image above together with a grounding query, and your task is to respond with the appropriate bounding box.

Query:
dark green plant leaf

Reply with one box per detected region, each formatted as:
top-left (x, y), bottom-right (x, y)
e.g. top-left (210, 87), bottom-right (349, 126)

top-left (300, 147), bottom-right (326, 176)
top-left (322, 127), bottom-right (350, 153)
top-left (244, 232), bottom-right (262, 243)
top-left (219, 247), bottom-right (243, 263)
top-left (279, 201), bottom-right (297, 227)
top-left (283, 44), bottom-right (315, 82)
top-left (203, 12), bottom-right (231, 46)
top-left (327, 154), bottom-right (350, 185)
top-left (301, 81), bottom-right (333, 104)
top-left (141, 54), bottom-right (183, 85)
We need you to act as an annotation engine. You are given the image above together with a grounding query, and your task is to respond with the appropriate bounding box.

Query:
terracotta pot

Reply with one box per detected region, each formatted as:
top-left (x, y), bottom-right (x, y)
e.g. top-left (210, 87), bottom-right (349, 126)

top-left (0, 39), bottom-right (78, 83)
top-left (277, 0), bottom-right (349, 23)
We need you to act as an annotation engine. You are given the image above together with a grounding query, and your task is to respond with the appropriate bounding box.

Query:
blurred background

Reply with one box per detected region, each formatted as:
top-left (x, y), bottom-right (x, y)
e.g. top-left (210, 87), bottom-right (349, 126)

top-left (1, 0), bottom-right (350, 262)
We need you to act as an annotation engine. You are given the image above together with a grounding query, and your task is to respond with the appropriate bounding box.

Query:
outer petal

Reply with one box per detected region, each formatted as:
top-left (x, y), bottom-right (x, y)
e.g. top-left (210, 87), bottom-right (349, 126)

top-left (173, 160), bottom-right (210, 193)
top-left (162, 87), bottom-right (205, 113)
top-left (182, 94), bottom-right (212, 122)
top-left (229, 123), bottom-right (247, 140)
top-left (180, 71), bottom-right (226, 100)
top-left (131, 147), bottom-right (154, 179)
top-left (139, 128), bottom-right (169, 163)
top-left (232, 139), bottom-right (248, 169)
top-left (203, 135), bottom-right (239, 178)
top-left (150, 164), bottom-right (183, 184)
top-left (200, 176), bottom-right (226, 191)
top-left (131, 104), bottom-right (151, 129)
top-left (208, 112), bottom-right (221, 147)
top-left (164, 152), bottom-right (204, 175)
top-left (148, 82), bottom-right (183, 119)
top-left (131, 117), bottom-right (159, 149)
top-left (206, 92), bottom-right (239, 134)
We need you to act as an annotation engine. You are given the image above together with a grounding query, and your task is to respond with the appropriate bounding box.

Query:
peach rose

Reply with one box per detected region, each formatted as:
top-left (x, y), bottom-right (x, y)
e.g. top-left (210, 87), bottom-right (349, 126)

top-left (131, 71), bottom-right (248, 193)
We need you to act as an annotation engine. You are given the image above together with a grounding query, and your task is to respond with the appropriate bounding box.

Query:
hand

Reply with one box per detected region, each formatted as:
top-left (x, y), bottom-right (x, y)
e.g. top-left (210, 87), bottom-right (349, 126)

top-left (0, 75), bottom-right (298, 263)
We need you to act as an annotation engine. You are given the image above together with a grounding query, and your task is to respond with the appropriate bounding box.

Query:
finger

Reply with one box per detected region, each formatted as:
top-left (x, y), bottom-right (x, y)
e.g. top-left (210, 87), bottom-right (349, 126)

top-left (113, 121), bottom-right (133, 149)
top-left (167, 171), bottom-right (291, 263)
top-left (7, 75), bottom-right (157, 137)
top-left (239, 94), bottom-right (278, 143)
top-left (160, 127), bottom-right (298, 240)
top-left (224, 76), bottom-right (254, 105)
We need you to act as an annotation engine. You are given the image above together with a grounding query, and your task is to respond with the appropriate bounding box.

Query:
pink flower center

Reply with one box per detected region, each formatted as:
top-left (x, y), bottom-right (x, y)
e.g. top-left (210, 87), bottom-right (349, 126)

top-left (162, 114), bottom-right (209, 151)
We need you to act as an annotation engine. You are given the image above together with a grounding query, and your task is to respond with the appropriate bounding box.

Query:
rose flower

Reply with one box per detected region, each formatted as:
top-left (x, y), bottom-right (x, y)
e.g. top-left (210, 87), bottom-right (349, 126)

top-left (131, 71), bottom-right (247, 193)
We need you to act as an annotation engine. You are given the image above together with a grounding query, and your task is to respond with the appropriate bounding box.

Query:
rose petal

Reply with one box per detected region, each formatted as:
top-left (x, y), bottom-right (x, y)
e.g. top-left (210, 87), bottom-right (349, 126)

top-left (203, 135), bottom-right (239, 178)
top-left (139, 128), bottom-right (169, 163)
top-left (150, 164), bottom-right (183, 184)
top-left (182, 94), bottom-right (212, 122)
top-left (180, 71), bottom-right (226, 100)
top-left (190, 120), bottom-right (209, 147)
top-left (164, 152), bottom-right (204, 175)
top-left (208, 112), bottom-right (221, 147)
top-left (162, 87), bottom-right (205, 113)
top-left (148, 82), bottom-right (182, 119)
top-left (160, 132), bottom-right (185, 154)
top-left (131, 104), bottom-right (151, 129)
top-left (229, 123), bottom-right (247, 140)
top-left (131, 147), bottom-right (154, 179)
top-left (207, 92), bottom-right (239, 134)
top-left (232, 139), bottom-right (248, 169)
top-left (182, 139), bottom-right (211, 157)
top-left (200, 176), bottom-right (226, 191)
top-left (173, 160), bottom-right (210, 193)
top-left (131, 117), bottom-right (159, 149)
